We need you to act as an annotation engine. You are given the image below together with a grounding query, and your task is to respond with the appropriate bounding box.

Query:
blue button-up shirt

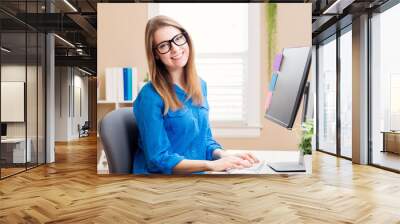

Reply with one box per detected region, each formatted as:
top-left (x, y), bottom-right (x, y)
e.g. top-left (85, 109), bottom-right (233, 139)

top-left (133, 80), bottom-right (222, 174)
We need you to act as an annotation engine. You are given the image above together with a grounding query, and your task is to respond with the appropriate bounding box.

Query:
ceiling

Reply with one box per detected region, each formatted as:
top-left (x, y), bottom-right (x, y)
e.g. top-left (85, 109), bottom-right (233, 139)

top-left (311, 0), bottom-right (390, 43)
top-left (0, 0), bottom-right (394, 75)
top-left (0, 0), bottom-right (98, 74)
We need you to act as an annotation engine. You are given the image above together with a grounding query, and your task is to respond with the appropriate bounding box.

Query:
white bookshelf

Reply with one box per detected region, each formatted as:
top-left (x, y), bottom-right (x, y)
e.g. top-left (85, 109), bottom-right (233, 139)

top-left (103, 67), bottom-right (138, 102)
top-left (97, 67), bottom-right (137, 146)
top-left (97, 67), bottom-right (139, 174)
top-left (97, 67), bottom-right (137, 115)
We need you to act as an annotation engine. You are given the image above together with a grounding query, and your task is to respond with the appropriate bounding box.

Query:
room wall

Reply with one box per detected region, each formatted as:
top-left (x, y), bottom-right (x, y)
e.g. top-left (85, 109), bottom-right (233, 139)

top-left (220, 4), bottom-right (312, 150)
top-left (1, 64), bottom-right (45, 163)
top-left (72, 73), bottom-right (89, 138)
top-left (55, 67), bottom-right (89, 141)
top-left (1, 65), bottom-right (38, 139)
top-left (55, 67), bottom-right (69, 141)
top-left (97, 3), bottom-right (311, 151)
top-left (97, 3), bottom-right (148, 99)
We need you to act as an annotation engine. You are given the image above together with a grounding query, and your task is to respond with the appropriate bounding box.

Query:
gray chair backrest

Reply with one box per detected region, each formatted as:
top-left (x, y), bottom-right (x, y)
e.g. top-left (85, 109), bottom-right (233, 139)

top-left (99, 108), bottom-right (138, 173)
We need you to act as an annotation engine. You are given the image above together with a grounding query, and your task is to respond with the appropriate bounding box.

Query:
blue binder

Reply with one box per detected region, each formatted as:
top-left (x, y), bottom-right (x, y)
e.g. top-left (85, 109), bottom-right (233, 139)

top-left (123, 67), bottom-right (133, 101)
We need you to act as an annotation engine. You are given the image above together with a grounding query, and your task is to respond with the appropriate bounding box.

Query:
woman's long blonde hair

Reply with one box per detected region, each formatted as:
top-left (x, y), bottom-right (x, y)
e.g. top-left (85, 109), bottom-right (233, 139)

top-left (145, 15), bottom-right (203, 115)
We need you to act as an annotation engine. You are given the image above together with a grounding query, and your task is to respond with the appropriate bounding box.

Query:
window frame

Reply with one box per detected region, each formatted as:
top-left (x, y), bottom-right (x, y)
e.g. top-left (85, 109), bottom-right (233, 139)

top-left (148, 3), bottom-right (261, 137)
top-left (369, 0), bottom-right (400, 173)
top-left (315, 24), bottom-right (353, 161)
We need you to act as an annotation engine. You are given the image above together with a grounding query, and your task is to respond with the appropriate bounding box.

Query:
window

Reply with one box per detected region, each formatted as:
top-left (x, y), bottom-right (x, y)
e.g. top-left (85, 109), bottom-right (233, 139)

top-left (339, 28), bottom-right (352, 158)
top-left (390, 74), bottom-right (400, 130)
top-left (0, 1), bottom-right (46, 179)
top-left (371, 3), bottom-right (400, 171)
top-left (316, 26), bottom-right (353, 159)
top-left (149, 3), bottom-right (261, 137)
top-left (317, 36), bottom-right (337, 154)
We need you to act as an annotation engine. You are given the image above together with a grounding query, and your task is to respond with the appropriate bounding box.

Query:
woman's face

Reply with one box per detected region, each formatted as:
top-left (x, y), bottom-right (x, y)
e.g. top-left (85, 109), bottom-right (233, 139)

top-left (153, 26), bottom-right (190, 72)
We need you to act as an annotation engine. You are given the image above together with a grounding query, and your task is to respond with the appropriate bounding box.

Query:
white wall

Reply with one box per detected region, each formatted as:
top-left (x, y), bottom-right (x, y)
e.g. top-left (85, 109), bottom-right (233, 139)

top-left (71, 73), bottom-right (89, 138)
top-left (55, 67), bottom-right (69, 141)
top-left (55, 67), bottom-right (89, 141)
top-left (1, 65), bottom-right (34, 137)
top-left (1, 64), bottom-right (46, 163)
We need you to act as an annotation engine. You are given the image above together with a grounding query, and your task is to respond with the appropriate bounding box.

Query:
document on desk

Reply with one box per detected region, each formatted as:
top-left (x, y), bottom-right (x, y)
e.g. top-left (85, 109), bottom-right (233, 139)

top-left (226, 160), bottom-right (267, 174)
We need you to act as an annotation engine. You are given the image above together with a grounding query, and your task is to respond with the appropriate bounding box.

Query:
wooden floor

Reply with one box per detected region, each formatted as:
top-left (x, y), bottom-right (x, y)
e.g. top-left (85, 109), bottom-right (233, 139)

top-left (372, 151), bottom-right (400, 171)
top-left (1, 167), bottom-right (26, 178)
top-left (1, 136), bottom-right (400, 223)
top-left (1, 163), bottom-right (45, 178)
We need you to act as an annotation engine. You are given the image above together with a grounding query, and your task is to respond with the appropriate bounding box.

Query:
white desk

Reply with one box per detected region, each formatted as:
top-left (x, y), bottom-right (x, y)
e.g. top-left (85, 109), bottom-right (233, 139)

top-left (1, 138), bottom-right (32, 163)
top-left (208, 150), bottom-right (312, 175)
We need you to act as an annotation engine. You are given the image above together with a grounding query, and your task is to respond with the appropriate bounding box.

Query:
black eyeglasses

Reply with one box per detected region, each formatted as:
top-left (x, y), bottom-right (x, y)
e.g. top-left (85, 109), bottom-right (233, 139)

top-left (154, 32), bottom-right (188, 54)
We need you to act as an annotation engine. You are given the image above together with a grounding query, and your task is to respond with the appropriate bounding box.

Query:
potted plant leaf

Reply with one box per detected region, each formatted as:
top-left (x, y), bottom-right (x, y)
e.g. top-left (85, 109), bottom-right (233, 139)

top-left (298, 119), bottom-right (313, 166)
top-left (139, 72), bottom-right (150, 91)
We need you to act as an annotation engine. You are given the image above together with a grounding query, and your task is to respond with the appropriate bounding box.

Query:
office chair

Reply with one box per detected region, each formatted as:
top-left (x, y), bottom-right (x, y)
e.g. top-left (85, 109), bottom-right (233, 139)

top-left (99, 108), bottom-right (139, 174)
top-left (78, 121), bottom-right (90, 138)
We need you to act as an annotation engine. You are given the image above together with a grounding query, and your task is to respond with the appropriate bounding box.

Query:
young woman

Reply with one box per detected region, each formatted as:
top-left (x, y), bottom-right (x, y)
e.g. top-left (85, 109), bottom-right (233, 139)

top-left (133, 15), bottom-right (259, 174)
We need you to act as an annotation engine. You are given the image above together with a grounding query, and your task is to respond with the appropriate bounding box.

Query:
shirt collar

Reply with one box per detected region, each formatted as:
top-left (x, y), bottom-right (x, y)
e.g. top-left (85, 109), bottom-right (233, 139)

top-left (174, 84), bottom-right (187, 95)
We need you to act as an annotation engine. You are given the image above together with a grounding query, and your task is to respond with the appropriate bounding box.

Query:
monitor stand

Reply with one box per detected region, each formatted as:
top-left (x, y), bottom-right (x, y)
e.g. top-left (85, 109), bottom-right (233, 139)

top-left (267, 152), bottom-right (306, 172)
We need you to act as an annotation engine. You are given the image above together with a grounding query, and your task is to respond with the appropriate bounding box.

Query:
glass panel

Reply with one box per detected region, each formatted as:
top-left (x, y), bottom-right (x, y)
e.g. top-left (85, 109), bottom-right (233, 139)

top-left (0, 1), bottom-right (46, 178)
top-left (318, 37), bottom-right (337, 154)
top-left (26, 0), bottom-right (39, 169)
top-left (1, 30), bottom-right (27, 177)
top-left (27, 31), bottom-right (38, 169)
top-left (371, 4), bottom-right (400, 171)
top-left (38, 32), bottom-right (45, 165)
top-left (390, 75), bottom-right (400, 130)
top-left (340, 29), bottom-right (352, 158)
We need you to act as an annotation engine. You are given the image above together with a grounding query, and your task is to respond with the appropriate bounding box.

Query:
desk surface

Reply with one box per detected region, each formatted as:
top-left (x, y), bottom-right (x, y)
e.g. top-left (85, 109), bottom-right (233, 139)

top-left (1, 138), bottom-right (27, 143)
top-left (381, 131), bottom-right (400, 134)
top-left (207, 150), bottom-right (312, 175)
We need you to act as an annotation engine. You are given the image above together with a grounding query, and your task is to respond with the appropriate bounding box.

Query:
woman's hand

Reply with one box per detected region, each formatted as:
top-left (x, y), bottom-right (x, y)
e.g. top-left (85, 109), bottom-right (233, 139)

top-left (228, 152), bottom-right (260, 164)
top-left (213, 149), bottom-right (260, 164)
top-left (206, 156), bottom-right (253, 172)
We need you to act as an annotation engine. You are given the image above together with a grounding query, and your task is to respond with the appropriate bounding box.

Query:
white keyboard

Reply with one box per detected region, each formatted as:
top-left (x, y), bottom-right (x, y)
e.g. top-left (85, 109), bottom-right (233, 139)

top-left (226, 160), bottom-right (266, 174)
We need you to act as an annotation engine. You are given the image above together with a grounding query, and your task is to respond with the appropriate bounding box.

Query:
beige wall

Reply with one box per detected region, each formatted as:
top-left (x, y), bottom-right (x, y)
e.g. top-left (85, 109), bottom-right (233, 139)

top-left (97, 3), bottom-right (311, 151)
top-left (97, 3), bottom-right (148, 100)
top-left (220, 4), bottom-right (312, 150)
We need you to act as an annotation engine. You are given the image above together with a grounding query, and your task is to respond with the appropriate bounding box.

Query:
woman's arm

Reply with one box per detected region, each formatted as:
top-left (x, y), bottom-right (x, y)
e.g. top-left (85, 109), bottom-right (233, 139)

top-left (213, 149), bottom-right (259, 164)
top-left (134, 86), bottom-right (185, 174)
top-left (172, 159), bottom-right (209, 174)
top-left (172, 156), bottom-right (253, 174)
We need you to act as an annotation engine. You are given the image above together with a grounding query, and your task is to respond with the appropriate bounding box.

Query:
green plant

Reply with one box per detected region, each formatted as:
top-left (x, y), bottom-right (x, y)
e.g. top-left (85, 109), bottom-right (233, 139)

top-left (266, 4), bottom-right (277, 80)
top-left (143, 72), bottom-right (150, 82)
top-left (298, 120), bottom-right (313, 155)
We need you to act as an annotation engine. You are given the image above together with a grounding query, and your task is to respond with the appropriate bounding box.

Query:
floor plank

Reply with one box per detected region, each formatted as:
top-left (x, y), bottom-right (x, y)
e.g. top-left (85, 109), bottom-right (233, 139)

top-left (1, 135), bottom-right (400, 223)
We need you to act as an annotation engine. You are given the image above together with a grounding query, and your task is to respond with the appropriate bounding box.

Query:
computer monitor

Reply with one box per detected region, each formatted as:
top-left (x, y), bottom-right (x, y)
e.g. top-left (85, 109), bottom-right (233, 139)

top-left (264, 46), bottom-right (312, 172)
top-left (265, 46), bottom-right (312, 129)
top-left (1, 123), bottom-right (7, 138)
